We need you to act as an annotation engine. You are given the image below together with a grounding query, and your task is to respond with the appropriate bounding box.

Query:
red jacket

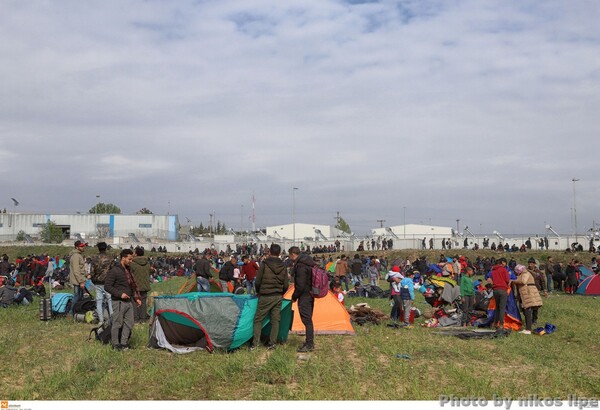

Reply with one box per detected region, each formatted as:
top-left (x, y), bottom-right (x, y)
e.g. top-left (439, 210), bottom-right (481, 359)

top-left (241, 261), bottom-right (259, 281)
top-left (491, 264), bottom-right (510, 291)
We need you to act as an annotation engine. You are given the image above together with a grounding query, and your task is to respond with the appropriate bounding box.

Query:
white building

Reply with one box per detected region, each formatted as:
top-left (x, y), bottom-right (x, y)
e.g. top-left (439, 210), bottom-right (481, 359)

top-left (0, 213), bottom-right (179, 243)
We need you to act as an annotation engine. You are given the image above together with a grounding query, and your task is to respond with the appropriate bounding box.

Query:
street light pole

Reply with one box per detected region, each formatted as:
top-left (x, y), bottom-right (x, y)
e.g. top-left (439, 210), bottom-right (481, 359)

top-left (10, 198), bottom-right (19, 241)
top-left (403, 206), bottom-right (406, 238)
top-left (95, 195), bottom-right (100, 214)
top-left (572, 178), bottom-right (579, 242)
top-left (293, 187), bottom-right (298, 246)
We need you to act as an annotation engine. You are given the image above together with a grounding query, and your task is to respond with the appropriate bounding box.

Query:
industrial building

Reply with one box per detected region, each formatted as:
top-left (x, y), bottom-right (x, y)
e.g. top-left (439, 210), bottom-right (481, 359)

top-left (0, 213), bottom-right (179, 243)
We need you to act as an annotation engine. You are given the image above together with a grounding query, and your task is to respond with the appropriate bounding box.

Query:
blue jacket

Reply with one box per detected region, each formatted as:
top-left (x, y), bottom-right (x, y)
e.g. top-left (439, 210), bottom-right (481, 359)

top-left (400, 277), bottom-right (414, 300)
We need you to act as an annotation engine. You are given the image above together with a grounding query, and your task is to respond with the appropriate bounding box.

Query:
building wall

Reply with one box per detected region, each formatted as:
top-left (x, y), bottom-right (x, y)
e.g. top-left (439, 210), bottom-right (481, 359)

top-left (0, 213), bottom-right (179, 241)
top-left (266, 223), bottom-right (342, 241)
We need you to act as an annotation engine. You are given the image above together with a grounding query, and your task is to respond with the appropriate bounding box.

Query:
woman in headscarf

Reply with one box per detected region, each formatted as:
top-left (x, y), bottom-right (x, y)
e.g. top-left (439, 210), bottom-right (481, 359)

top-left (514, 264), bottom-right (543, 334)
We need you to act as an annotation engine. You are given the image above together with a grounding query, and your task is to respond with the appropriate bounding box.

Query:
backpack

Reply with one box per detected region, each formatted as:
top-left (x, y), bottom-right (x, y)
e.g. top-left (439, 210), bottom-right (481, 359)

top-left (51, 293), bottom-right (73, 315)
top-left (73, 296), bottom-right (96, 314)
top-left (89, 322), bottom-right (112, 344)
top-left (310, 265), bottom-right (329, 298)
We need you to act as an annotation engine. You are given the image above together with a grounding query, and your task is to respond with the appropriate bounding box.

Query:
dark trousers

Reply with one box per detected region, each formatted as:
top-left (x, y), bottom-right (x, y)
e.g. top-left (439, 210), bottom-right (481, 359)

top-left (461, 295), bottom-right (474, 325)
top-left (253, 294), bottom-right (282, 346)
top-left (523, 306), bottom-right (540, 331)
top-left (134, 291), bottom-right (149, 322)
top-left (297, 293), bottom-right (314, 346)
top-left (390, 295), bottom-right (402, 321)
top-left (111, 300), bottom-right (134, 347)
top-left (493, 289), bottom-right (508, 326)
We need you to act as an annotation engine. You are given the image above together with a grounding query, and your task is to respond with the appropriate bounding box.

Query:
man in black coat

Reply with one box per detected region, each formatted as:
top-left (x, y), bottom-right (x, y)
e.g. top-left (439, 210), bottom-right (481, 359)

top-left (104, 249), bottom-right (141, 350)
top-left (219, 255), bottom-right (236, 293)
top-left (194, 250), bottom-right (213, 292)
top-left (289, 246), bottom-right (315, 352)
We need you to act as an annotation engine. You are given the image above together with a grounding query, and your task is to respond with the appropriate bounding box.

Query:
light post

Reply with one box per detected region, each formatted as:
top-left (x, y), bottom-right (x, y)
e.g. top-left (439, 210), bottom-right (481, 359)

top-left (572, 178), bottom-right (579, 242)
top-left (10, 197), bottom-right (19, 240)
top-left (95, 195), bottom-right (100, 214)
top-left (403, 206), bottom-right (406, 238)
top-left (292, 187), bottom-right (298, 246)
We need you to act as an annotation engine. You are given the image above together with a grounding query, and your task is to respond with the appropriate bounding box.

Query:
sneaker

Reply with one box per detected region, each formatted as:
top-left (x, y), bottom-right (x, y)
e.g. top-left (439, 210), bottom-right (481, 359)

top-left (297, 343), bottom-right (314, 353)
top-left (519, 330), bottom-right (532, 335)
top-left (265, 343), bottom-right (276, 350)
top-left (112, 344), bottom-right (123, 351)
top-left (248, 344), bottom-right (257, 351)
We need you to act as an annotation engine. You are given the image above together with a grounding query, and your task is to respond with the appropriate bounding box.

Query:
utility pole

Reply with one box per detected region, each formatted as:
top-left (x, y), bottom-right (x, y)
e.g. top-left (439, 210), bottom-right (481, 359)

top-left (572, 178), bottom-right (579, 242)
top-left (377, 219), bottom-right (385, 228)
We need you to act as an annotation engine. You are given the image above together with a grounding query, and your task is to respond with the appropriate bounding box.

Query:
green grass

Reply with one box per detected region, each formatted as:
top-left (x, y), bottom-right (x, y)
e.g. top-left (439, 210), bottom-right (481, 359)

top-left (1, 248), bottom-right (599, 400)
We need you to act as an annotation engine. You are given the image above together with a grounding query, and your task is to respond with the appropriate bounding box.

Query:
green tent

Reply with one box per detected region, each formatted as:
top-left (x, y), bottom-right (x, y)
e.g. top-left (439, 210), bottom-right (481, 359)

top-left (148, 293), bottom-right (293, 353)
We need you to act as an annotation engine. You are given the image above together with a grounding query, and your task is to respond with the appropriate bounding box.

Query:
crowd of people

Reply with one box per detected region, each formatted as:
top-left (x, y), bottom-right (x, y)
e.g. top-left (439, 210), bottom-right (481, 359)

top-left (1, 242), bottom-right (598, 349)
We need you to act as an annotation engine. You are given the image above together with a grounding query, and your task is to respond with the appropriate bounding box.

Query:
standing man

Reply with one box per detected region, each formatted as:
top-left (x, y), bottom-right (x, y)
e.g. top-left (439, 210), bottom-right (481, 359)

top-left (251, 244), bottom-right (289, 350)
top-left (104, 249), bottom-right (141, 350)
top-left (194, 250), bottom-right (213, 292)
top-left (130, 246), bottom-right (151, 323)
top-left (219, 255), bottom-right (236, 293)
top-left (334, 255), bottom-right (350, 292)
top-left (90, 242), bottom-right (114, 325)
top-left (545, 257), bottom-right (555, 293)
top-left (490, 257), bottom-right (510, 329)
top-left (241, 255), bottom-right (259, 295)
top-left (289, 246), bottom-right (315, 352)
top-left (68, 240), bottom-right (87, 316)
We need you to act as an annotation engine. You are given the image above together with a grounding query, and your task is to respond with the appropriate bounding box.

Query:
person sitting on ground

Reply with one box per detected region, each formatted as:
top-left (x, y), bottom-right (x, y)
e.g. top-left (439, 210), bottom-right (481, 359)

top-left (0, 277), bottom-right (18, 308)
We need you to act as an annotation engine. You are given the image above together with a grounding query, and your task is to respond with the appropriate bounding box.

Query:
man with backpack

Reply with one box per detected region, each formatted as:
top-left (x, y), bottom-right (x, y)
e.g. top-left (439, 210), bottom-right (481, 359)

top-left (251, 244), bottom-right (289, 350)
top-left (91, 242), bottom-right (113, 325)
top-left (104, 249), bottom-right (142, 351)
top-left (289, 246), bottom-right (315, 352)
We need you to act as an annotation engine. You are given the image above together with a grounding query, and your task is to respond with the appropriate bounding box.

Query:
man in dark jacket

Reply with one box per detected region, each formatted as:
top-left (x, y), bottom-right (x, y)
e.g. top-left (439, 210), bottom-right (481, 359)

top-left (194, 250), bottom-right (213, 292)
top-left (350, 254), bottom-right (363, 285)
top-left (219, 255), bottom-right (236, 293)
top-left (251, 244), bottom-right (289, 350)
top-left (90, 242), bottom-right (114, 325)
top-left (104, 249), bottom-right (141, 350)
top-left (130, 247), bottom-right (151, 323)
top-left (289, 246), bottom-right (315, 352)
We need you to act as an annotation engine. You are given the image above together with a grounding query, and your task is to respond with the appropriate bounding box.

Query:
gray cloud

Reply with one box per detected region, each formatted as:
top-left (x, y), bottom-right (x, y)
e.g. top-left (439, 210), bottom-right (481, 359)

top-left (1, 0), bottom-right (599, 235)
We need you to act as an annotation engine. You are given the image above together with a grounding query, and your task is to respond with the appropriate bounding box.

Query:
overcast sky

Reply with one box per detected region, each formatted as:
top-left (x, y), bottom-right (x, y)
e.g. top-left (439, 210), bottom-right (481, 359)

top-left (1, 0), bottom-right (599, 236)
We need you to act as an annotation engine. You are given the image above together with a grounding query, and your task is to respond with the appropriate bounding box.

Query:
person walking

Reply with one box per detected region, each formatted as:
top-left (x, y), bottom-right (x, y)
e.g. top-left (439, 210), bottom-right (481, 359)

top-left (241, 255), bottom-right (259, 295)
top-left (104, 249), bottom-right (141, 350)
top-left (68, 240), bottom-right (88, 316)
top-left (251, 244), bottom-right (289, 350)
top-left (460, 266), bottom-right (475, 326)
top-left (130, 246), bottom-right (151, 323)
top-left (289, 246), bottom-right (315, 352)
top-left (90, 242), bottom-right (114, 325)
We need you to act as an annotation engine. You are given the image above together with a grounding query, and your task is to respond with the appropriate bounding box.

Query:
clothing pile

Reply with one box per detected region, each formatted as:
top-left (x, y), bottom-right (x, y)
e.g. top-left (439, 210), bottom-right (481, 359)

top-left (347, 303), bottom-right (389, 325)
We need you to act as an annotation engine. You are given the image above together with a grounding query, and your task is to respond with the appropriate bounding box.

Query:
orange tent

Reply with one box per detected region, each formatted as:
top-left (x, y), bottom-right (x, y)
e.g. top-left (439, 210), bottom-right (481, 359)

top-left (284, 285), bottom-right (355, 335)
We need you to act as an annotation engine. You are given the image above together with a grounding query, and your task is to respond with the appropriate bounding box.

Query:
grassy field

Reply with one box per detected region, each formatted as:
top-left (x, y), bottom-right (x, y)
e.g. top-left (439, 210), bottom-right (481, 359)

top-left (1, 247), bottom-right (599, 400)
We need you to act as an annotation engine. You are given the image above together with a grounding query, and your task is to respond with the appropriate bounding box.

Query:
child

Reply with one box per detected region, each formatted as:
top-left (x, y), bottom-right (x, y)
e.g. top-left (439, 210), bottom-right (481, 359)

top-left (460, 267), bottom-right (475, 326)
top-left (400, 271), bottom-right (415, 327)
top-left (368, 261), bottom-right (379, 286)
top-left (332, 284), bottom-right (345, 305)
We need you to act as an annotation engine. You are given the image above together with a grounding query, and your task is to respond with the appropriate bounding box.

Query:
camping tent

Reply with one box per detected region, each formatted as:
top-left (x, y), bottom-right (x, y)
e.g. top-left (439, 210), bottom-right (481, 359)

top-left (148, 293), bottom-right (293, 353)
top-left (283, 285), bottom-right (355, 335)
top-left (478, 289), bottom-right (522, 331)
top-left (576, 274), bottom-right (600, 296)
top-left (578, 265), bottom-right (595, 281)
